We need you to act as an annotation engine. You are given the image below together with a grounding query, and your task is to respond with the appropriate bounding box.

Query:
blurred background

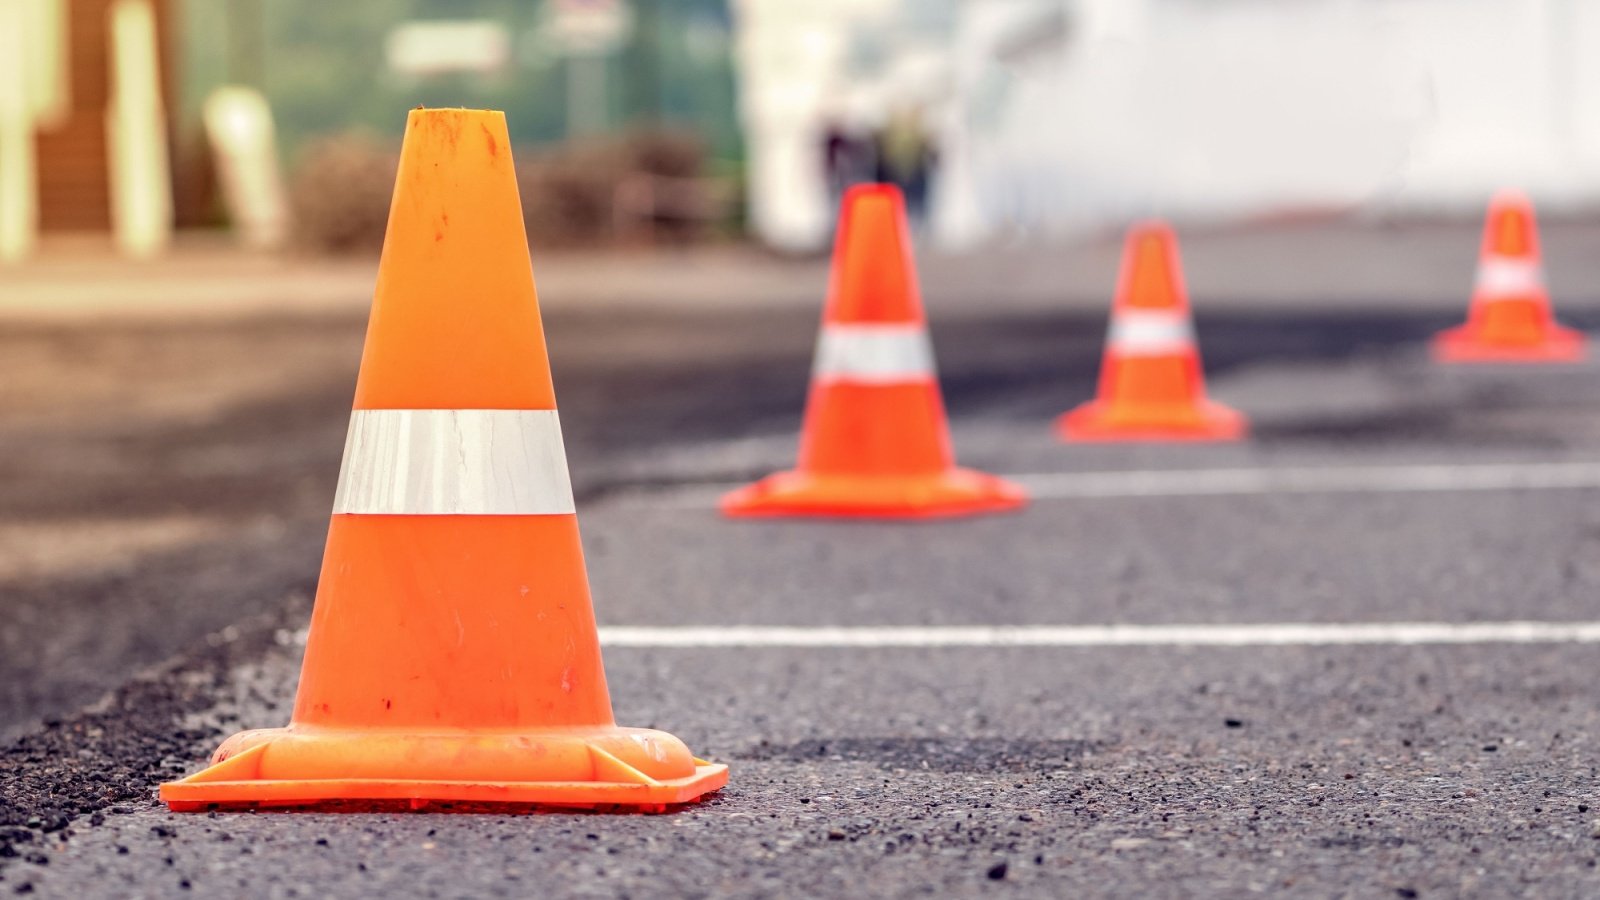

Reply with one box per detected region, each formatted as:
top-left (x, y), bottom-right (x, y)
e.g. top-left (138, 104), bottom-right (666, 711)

top-left (2, 0), bottom-right (1600, 261)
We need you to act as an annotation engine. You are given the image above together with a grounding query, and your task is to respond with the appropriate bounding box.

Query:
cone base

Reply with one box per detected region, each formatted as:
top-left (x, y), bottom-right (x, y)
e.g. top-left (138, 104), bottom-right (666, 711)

top-left (160, 726), bottom-right (728, 812)
top-left (1056, 399), bottom-right (1248, 443)
top-left (720, 468), bottom-right (1028, 520)
top-left (1430, 324), bottom-right (1587, 364)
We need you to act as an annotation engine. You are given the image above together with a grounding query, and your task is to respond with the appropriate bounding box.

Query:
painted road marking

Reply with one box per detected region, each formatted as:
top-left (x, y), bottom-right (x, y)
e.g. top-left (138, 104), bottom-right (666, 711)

top-left (1014, 461), bottom-right (1600, 499)
top-left (598, 622), bottom-right (1600, 648)
top-left (622, 461), bottom-right (1600, 508)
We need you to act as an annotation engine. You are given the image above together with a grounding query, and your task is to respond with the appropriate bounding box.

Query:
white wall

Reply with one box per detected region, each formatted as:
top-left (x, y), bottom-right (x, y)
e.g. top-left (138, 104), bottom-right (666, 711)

top-left (936, 0), bottom-right (1600, 244)
top-left (731, 0), bottom-right (1600, 250)
top-left (730, 0), bottom-right (901, 253)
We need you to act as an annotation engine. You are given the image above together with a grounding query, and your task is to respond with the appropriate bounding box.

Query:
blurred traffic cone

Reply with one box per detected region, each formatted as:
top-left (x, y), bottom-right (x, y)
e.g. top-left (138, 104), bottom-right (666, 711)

top-left (161, 109), bottom-right (727, 812)
top-left (1057, 222), bottom-right (1246, 442)
top-left (1431, 190), bottom-right (1585, 363)
top-left (721, 184), bottom-right (1026, 519)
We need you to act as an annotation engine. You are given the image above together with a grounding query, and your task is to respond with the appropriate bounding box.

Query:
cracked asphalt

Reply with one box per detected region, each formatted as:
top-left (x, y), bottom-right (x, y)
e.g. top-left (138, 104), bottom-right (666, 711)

top-left (4, 221), bottom-right (1600, 897)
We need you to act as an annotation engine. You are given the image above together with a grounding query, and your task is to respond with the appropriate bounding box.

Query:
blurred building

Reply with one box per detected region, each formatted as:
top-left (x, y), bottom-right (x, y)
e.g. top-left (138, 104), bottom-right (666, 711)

top-left (730, 0), bottom-right (1600, 252)
top-left (0, 0), bottom-right (177, 259)
top-left (3, 0), bottom-right (742, 261)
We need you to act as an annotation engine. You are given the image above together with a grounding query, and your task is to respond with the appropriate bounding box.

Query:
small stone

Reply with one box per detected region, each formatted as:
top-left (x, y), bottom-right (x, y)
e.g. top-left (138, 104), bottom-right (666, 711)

top-left (1224, 719), bottom-right (1244, 729)
top-left (986, 861), bottom-right (1008, 881)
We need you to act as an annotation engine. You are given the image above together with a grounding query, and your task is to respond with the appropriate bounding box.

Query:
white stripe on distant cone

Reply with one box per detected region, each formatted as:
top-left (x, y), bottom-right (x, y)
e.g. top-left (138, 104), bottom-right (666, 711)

top-left (811, 323), bottom-right (936, 384)
top-left (1108, 309), bottom-right (1196, 356)
top-left (332, 409), bottom-right (575, 515)
top-left (1475, 256), bottom-right (1544, 296)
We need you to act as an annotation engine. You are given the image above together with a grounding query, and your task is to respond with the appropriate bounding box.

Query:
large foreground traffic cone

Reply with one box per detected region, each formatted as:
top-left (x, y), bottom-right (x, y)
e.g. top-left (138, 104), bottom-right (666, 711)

top-left (1431, 190), bottom-right (1585, 363)
top-left (161, 109), bottom-right (727, 811)
top-left (1057, 221), bottom-right (1246, 442)
top-left (720, 184), bottom-right (1026, 519)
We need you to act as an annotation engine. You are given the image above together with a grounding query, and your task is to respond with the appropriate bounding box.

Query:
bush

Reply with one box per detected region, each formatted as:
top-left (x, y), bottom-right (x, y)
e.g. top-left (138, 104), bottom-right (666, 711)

top-left (288, 126), bottom-right (711, 253)
top-left (288, 133), bottom-right (398, 254)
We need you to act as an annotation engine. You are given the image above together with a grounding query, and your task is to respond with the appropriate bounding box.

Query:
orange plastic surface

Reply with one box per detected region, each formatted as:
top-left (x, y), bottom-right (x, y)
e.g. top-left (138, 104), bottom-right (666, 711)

top-left (354, 109), bottom-right (556, 411)
top-left (162, 108), bottom-right (724, 812)
top-left (722, 184), bottom-right (1027, 520)
top-left (721, 467), bottom-right (1026, 519)
top-left (797, 382), bottom-right (954, 476)
top-left (295, 516), bottom-right (613, 731)
top-left (1431, 190), bottom-right (1586, 364)
top-left (160, 729), bottom-right (729, 811)
top-left (1056, 398), bottom-right (1248, 443)
top-left (824, 184), bottom-right (923, 325)
top-left (1057, 221), bottom-right (1247, 443)
top-left (1121, 226), bottom-right (1188, 311)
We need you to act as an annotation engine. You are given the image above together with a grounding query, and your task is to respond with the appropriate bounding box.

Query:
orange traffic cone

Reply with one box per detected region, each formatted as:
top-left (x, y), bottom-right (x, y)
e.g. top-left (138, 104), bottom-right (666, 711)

top-left (1057, 222), bottom-right (1246, 442)
top-left (160, 109), bottom-right (727, 812)
top-left (720, 184), bottom-right (1026, 519)
top-left (1431, 190), bottom-right (1585, 363)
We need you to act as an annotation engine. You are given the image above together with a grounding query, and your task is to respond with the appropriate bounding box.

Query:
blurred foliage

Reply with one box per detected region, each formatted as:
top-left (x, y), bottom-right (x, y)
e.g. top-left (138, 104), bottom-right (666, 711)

top-left (179, 0), bottom-right (742, 167)
top-left (289, 127), bottom-right (723, 253)
top-left (287, 132), bottom-right (399, 254)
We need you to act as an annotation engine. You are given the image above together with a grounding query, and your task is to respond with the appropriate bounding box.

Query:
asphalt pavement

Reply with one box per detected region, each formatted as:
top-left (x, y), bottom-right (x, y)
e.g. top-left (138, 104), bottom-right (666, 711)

top-left (4, 221), bottom-right (1600, 897)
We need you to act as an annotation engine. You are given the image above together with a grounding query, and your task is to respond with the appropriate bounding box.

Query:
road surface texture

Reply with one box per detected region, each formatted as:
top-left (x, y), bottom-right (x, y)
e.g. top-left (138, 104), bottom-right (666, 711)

top-left (4, 220), bottom-right (1600, 897)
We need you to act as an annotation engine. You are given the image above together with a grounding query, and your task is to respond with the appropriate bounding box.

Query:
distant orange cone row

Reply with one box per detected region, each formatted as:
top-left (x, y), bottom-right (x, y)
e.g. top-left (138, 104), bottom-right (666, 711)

top-left (720, 185), bottom-right (1027, 519)
top-left (1431, 190), bottom-right (1585, 363)
top-left (160, 109), bottom-right (727, 812)
top-left (1057, 222), bottom-right (1247, 443)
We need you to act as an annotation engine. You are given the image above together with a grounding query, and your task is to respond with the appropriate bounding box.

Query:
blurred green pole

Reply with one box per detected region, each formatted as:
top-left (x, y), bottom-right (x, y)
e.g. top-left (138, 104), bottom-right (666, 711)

top-left (227, 0), bottom-right (264, 87)
top-left (631, 0), bottom-right (661, 124)
top-left (567, 53), bottom-right (605, 135)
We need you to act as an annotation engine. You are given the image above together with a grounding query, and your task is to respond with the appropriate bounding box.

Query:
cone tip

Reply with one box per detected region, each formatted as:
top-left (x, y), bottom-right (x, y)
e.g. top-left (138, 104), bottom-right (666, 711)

top-left (1489, 187), bottom-right (1531, 210)
top-left (1484, 188), bottom-right (1538, 257)
top-left (1127, 219), bottom-right (1176, 245)
top-left (1117, 219), bottom-right (1186, 310)
top-left (405, 106), bottom-right (507, 123)
top-left (842, 183), bottom-right (905, 215)
top-left (403, 108), bottom-right (512, 150)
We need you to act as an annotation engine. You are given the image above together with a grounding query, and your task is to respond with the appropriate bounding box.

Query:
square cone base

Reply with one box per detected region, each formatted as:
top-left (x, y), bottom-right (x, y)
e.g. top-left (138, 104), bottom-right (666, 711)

top-left (1430, 325), bottom-right (1587, 364)
top-left (160, 727), bottom-right (728, 812)
top-left (1056, 400), bottom-right (1248, 443)
top-left (720, 468), bottom-right (1027, 520)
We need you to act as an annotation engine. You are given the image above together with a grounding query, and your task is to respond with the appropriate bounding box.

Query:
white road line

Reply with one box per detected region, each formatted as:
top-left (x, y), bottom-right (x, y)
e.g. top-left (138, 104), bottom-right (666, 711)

top-left (1013, 462), bottom-right (1600, 499)
top-left (625, 461), bottom-right (1600, 508)
top-left (598, 622), bottom-right (1600, 648)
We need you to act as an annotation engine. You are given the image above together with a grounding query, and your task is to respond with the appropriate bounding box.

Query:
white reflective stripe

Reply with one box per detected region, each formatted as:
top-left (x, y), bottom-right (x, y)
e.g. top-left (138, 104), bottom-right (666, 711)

top-left (1475, 257), bottom-right (1544, 296)
top-left (332, 409), bottom-right (575, 515)
top-left (1108, 310), bottom-right (1195, 355)
top-left (812, 324), bottom-right (936, 383)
